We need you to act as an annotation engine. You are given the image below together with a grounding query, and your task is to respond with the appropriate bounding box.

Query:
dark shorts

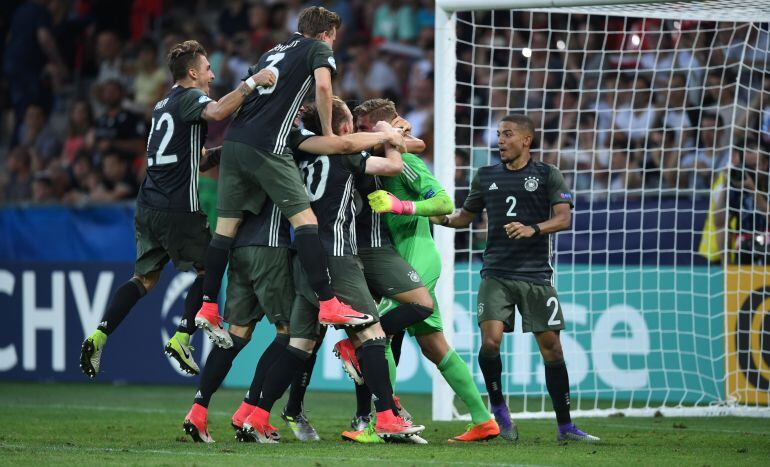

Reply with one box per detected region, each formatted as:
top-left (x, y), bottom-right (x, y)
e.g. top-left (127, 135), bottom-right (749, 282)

top-left (291, 255), bottom-right (379, 340)
top-left (476, 276), bottom-right (565, 333)
top-left (223, 246), bottom-right (293, 327)
top-left (217, 140), bottom-right (310, 219)
top-left (358, 246), bottom-right (424, 298)
top-left (134, 206), bottom-right (210, 276)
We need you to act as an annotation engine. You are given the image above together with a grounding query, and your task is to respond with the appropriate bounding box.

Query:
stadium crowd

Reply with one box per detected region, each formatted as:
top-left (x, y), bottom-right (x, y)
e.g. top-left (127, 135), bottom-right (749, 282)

top-left (1, 1), bottom-right (769, 208)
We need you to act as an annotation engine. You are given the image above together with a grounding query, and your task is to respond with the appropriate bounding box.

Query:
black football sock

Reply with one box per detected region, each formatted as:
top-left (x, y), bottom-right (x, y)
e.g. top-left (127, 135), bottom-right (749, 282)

top-left (390, 330), bottom-right (405, 365)
top-left (194, 333), bottom-right (248, 408)
top-left (545, 359), bottom-right (572, 425)
top-left (478, 350), bottom-right (505, 407)
top-left (356, 338), bottom-right (398, 415)
top-left (244, 333), bottom-right (290, 405)
top-left (97, 278), bottom-right (146, 335)
top-left (177, 275), bottom-right (203, 334)
top-left (380, 304), bottom-right (432, 335)
top-left (284, 341), bottom-right (321, 416)
top-left (293, 225), bottom-right (334, 301)
top-left (201, 234), bottom-right (233, 303)
top-left (354, 383), bottom-right (373, 417)
top-left (257, 345), bottom-right (312, 413)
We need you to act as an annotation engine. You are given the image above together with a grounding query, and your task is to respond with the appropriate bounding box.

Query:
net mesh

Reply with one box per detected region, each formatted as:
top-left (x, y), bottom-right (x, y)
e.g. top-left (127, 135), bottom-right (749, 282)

top-left (446, 7), bottom-right (770, 418)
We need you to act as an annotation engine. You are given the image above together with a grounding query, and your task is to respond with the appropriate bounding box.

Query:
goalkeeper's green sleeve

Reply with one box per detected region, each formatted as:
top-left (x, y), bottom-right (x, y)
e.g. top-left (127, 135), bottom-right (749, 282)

top-left (413, 192), bottom-right (454, 217)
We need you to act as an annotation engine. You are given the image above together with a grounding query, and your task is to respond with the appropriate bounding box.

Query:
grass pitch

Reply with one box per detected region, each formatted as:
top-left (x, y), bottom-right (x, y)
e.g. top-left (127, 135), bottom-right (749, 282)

top-left (0, 381), bottom-right (768, 466)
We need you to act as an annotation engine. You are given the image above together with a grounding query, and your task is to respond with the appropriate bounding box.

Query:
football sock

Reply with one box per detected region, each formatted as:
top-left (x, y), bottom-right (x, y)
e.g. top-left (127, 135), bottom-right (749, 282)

top-left (439, 348), bottom-right (492, 424)
top-left (384, 341), bottom-right (398, 389)
top-left (478, 350), bottom-right (505, 407)
top-left (194, 333), bottom-right (248, 408)
top-left (356, 338), bottom-right (398, 415)
top-left (244, 333), bottom-right (290, 405)
top-left (379, 304), bottom-right (432, 335)
top-left (545, 359), bottom-right (572, 425)
top-left (97, 278), bottom-right (146, 335)
top-left (201, 234), bottom-right (233, 303)
top-left (293, 225), bottom-right (334, 301)
top-left (257, 345), bottom-right (312, 413)
top-left (390, 330), bottom-right (405, 365)
top-left (285, 341), bottom-right (321, 416)
top-left (354, 383), bottom-right (373, 417)
top-left (177, 275), bottom-right (203, 334)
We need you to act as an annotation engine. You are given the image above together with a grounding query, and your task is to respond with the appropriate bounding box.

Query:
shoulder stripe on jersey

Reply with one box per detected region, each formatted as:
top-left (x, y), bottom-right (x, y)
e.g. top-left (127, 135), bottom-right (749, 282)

top-left (403, 163), bottom-right (419, 182)
top-left (273, 76), bottom-right (313, 154)
top-left (350, 194), bottom-right (357, 255)
top-left (189, 124), bottom-right (199, 211)
top-left (194, 125), bottom-right (200, 211)
top-left (333, 175), bottom-right (354, 256)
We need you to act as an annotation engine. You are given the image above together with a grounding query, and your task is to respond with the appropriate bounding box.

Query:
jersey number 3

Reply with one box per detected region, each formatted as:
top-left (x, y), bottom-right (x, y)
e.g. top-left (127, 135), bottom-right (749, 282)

top-left (258, 53), bottom-right (285, 95)
top-left (147, 112), bottom-right (177, 166)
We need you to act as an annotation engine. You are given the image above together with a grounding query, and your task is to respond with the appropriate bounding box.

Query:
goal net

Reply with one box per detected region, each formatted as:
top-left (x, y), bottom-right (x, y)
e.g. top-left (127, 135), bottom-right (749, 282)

top-left (432, 0), bottom-right (770, 420)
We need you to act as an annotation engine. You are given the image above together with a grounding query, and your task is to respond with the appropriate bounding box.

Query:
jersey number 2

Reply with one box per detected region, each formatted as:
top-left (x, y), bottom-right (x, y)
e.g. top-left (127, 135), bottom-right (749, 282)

top-left (258, 53), bottom-right (285, 95)
top-left (147, 113), bottom-right (177, 166)
top-left (547, 297), bottom-right (561, 326)
top-left (506, 196), bottom-right (517, 217)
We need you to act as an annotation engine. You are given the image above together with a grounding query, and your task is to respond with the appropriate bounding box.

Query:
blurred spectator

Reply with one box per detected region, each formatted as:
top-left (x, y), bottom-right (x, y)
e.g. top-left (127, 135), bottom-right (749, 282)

top-left (3, 0), bottom-right (67, 143)
top-left (31, 172), bottom-right (55, 203)
top-left (89, 151), bottom-right (138, 202)
top-left (340, 42), bottom-right (399, 101)
top-left (94, 29), bottom-right (126, 86)
top-left (659, 73), bottom-right (695, 149)
top-left (613, 74), bottom-right (655, 145)
top-left (61, 99), bottom-right (95, 164)
top-left (681, 113), bottom-right (730, 189)
top-left (1, 147), bottom-right (33, 203)
top-left (373, 0), bottom-right (417, 43)
top-left (93, 79), bottom-right (147, 165)
top-left (18, 102), bottom-right (61, 169)
top-left (247, 3), bottom-right (276, 54)
top-left (129, 38), bottom-right (168, 118)
top-left (218, 0), bottom-right (249, 39)
top-left (404, 73), bottom-right (433, 138)
top-left (63, 150), bottom-right (97, 204)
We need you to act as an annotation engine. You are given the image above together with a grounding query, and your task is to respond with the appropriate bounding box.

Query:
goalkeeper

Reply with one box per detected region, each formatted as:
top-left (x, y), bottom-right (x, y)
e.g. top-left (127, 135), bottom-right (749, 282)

top-left (348, 99), bottom-right (500, 443)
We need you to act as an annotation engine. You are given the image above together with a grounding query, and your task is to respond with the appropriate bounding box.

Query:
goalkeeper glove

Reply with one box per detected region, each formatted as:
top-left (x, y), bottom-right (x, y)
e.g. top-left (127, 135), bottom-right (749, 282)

top-left (368, 190), bottom-right (415, 215)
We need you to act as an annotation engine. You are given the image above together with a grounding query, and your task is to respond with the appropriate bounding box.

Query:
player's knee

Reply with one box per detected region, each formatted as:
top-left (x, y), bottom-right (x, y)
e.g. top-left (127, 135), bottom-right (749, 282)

top-left (537, 334), bottom-right (563, 360)
top-left (133, 273), bottom-right (159, 293)
top-left (229, 323), bottom-right (254, 340)
top-left (275, 323), bottom-right (290, 335)
top-left (289, 337), bottom-right (315, 353)
top-left (480, 336), bottom-right (501, 356)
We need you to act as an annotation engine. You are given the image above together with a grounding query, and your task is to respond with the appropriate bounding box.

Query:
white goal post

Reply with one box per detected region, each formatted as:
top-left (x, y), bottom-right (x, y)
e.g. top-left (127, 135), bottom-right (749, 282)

top-left (433, 0), bottom-right (770, 420)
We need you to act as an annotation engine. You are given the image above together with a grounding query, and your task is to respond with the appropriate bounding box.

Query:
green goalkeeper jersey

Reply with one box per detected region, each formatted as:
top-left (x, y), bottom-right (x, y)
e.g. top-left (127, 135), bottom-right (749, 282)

top-left (381, 153), bottom-right (445, 276)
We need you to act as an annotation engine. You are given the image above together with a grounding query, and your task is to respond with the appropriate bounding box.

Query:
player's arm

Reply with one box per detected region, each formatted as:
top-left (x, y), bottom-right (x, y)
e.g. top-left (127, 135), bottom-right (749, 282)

top-left (200, 69), bottom-right (276, 122)
top-left (390, 116), bottom-right (427, 154)
top-left (506, 166), bottom-right (573, 239)
top-left (314, 67), bottom-right (334, 136)
top-left (432, 171), bottom-right (483, 228)
top-left (364, 142), bottom-right (403, 176)
top-left (297, 130), bottom-right (405, 155)
top-left (368, 154), bottom-right (453, 216)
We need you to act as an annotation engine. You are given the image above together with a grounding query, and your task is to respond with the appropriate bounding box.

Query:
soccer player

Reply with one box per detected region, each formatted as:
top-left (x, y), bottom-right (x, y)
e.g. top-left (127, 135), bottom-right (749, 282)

top-left (182, 102), bottom-right (409, 443)
top-left (343, 99), bottom-right (500, 443)
top-left (79, 40), bottom-right (275, 378)
top-left (240, 99), bottom-right (426, 443)
top-left (196, 7), bottom-right (371, 346)
top-left (433, 114), bottom-right (600, 443)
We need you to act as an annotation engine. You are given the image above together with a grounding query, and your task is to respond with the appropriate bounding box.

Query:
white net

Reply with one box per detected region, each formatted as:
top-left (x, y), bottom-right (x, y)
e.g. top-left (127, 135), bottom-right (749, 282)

top-left (436, 2), bottom-right (770, 419)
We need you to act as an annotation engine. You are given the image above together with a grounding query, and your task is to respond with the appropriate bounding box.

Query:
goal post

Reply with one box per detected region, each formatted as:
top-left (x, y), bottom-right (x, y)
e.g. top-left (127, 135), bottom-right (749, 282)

top-left (433, 0), bottom-right (770, 420)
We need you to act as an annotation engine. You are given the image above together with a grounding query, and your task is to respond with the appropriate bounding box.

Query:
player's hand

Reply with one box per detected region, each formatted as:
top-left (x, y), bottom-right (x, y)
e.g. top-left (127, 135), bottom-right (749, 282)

top-left (505, 222), bottom-right (535, 239)
top-left (368, 190), bottom-right (416, 215)
top-left (430, 215), bottom-right (447, 225)
top-left (199, 146), bottom-right (222, 172)
top-left (251, 69), bottom-right (276, 87)
top-left (390, 115), bottom-right (412, 135)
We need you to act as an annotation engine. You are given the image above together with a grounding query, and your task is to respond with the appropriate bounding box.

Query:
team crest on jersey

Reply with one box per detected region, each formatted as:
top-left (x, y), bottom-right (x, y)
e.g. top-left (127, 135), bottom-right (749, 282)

top-left (524, 176), bottom-right (539, 192)
top-left (409, 270), bottom-right (420, 283)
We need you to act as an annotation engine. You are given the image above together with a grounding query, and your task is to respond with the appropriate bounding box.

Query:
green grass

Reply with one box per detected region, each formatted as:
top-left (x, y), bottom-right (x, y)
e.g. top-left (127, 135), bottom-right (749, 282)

top-left (0, 382), bottom-right (768, 466)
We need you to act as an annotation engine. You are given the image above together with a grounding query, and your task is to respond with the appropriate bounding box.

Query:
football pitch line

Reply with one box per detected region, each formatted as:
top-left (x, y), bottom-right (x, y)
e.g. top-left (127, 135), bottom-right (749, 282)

top-left (3, 401), bottom-right (769, 436)
top-left (0, 443), bottom-right (538, 467)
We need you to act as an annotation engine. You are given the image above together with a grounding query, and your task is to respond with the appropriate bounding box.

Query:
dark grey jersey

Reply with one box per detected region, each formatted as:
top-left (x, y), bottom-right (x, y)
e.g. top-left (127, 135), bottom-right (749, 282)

top-left (137, 86), bottom-right (211, 212)
top-left (225, 33), bottom-right (336, 154)
top-left (463, 160), bottom-right (573, 284)
top-left (232, 200), bottom-right (291, 249)
top-left (355, 174), bottom-right (392, 248)
top-left (290, 129), bottom-right (368, 256)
